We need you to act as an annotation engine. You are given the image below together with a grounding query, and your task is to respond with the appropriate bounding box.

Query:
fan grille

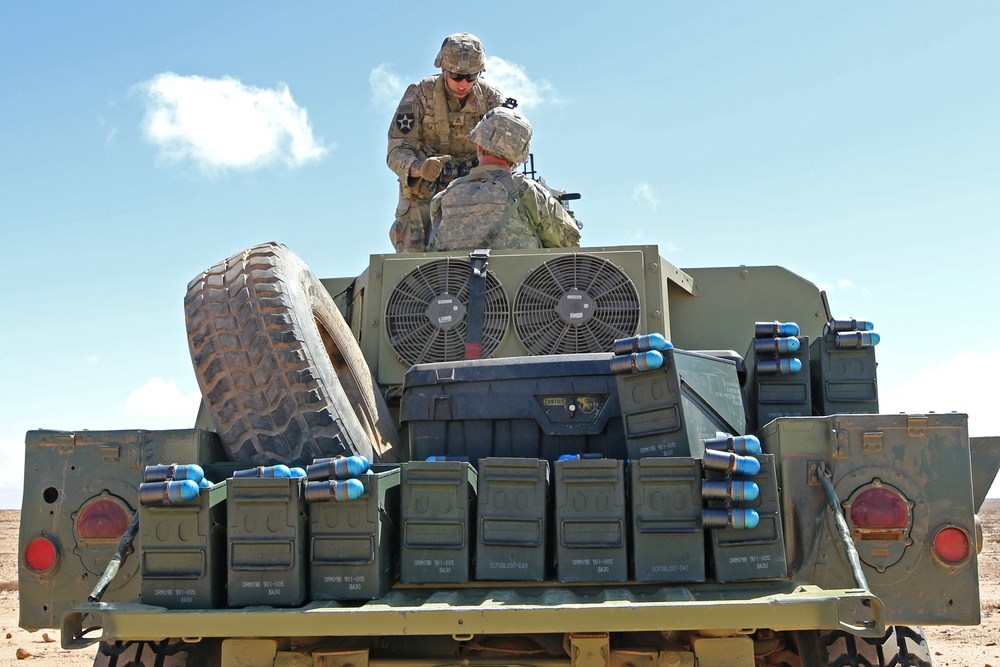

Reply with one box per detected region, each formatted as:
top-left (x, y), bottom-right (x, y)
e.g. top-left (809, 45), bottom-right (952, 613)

top-left (514, 254), bottom-right (641, 355)
top-left (385, 258), bottom-right (510, 365)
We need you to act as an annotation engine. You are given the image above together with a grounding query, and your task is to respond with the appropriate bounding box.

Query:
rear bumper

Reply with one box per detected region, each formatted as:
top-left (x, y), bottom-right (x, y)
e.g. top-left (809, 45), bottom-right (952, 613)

top-left (63, 581), bottom-right (884, 649)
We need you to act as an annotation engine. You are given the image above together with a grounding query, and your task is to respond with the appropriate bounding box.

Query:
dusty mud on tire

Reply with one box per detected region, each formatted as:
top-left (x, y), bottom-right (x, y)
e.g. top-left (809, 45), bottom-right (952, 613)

top-left (185, 242), bottom-right (399, 467)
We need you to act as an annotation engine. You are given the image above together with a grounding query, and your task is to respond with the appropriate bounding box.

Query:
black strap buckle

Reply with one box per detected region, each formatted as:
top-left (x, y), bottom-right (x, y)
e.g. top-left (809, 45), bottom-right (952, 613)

top-left (465, 249), bottom-right (491, 360)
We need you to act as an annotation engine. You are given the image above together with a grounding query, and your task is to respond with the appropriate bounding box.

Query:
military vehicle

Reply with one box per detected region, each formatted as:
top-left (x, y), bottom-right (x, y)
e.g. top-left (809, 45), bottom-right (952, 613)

top-left (18, 240), bottom-right (1000, 667)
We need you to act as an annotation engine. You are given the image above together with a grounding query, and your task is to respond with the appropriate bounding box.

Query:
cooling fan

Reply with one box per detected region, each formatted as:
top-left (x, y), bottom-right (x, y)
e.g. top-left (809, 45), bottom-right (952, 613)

top-left (384, 258), bottom-right (510, 364)
top-left (513, 253), bottom-right (641, 355)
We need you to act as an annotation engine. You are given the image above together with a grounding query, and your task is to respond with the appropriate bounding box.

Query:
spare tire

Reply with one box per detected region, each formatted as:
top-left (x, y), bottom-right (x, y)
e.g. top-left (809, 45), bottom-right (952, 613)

top-left (184, 242), bottom-right (400, 467)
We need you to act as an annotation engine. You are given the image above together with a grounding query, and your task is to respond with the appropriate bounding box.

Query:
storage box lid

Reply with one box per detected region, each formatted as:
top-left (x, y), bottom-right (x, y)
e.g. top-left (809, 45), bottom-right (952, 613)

top-left (402, 353), bottom-right (615, 389)
top-left (400, 354), bottom-right (620, 434)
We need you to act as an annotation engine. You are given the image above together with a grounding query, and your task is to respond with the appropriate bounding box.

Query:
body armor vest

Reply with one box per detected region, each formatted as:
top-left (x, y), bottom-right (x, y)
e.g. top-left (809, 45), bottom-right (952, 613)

top-left (433, 171), bottom-right (541, 251)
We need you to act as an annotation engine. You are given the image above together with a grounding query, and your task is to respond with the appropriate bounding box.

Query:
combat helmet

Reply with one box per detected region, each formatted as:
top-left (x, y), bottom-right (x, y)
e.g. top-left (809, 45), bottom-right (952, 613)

top-left (434, 32), bottom-right (486, 75)
top-left (470, 107), bottom-right (532, 165)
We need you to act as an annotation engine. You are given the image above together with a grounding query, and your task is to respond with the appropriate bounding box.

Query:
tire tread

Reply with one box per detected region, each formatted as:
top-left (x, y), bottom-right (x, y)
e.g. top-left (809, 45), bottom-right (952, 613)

top-left (185, 242), bottom-right (397, 466)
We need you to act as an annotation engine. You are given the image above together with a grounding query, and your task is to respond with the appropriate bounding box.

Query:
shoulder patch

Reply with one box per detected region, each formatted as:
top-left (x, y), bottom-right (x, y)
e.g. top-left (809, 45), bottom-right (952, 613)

top-left (395, 112), bottom-right (415, 134)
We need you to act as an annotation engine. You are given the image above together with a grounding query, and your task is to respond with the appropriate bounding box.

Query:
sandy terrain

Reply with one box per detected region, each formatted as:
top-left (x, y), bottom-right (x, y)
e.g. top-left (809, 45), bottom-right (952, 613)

top-left (0, 511), bottom-right (94, 665)
top-left (924, 498), bottom-right (1000, 667)
top-left (1, 504), bottom-right (998, 666)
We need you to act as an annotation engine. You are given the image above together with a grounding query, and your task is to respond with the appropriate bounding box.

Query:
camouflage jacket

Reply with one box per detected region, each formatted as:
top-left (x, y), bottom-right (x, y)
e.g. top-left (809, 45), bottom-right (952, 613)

top-left (387, 75), bottom-right (506, 198)
top-left (428, 164), bottom-right (581, 251)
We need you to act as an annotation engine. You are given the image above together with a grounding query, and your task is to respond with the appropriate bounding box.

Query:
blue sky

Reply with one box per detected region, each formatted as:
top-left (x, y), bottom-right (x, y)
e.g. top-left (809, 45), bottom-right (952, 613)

top-left (2, 3), bottom-right (998, 508)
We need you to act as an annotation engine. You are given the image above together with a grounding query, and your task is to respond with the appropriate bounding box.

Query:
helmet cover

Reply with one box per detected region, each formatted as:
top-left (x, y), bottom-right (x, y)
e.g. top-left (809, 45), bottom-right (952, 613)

top-left (434, 32), bottom-right (486, 74)
top-left (470, 106), bottom-right (532, 165)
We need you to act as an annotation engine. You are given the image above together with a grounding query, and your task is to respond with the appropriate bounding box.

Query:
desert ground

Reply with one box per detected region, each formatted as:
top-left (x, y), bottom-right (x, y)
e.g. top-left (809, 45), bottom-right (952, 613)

top-left (1, 504), bottom-right (998, 666)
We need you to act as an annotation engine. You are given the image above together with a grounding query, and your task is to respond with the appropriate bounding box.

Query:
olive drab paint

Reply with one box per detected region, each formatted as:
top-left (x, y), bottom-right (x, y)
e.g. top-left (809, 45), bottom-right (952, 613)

top-left (20, 242), bottom-right (1000, 665)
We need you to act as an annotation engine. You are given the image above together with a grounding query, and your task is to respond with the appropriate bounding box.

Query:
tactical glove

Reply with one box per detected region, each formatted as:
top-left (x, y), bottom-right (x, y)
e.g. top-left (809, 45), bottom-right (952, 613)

top-left (417, 155), bottom-right (452, 181)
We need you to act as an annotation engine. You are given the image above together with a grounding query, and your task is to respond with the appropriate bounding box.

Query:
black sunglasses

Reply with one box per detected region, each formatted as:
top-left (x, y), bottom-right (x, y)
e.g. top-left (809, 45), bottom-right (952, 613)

top-left (447, 71), bottom-right (481, 83)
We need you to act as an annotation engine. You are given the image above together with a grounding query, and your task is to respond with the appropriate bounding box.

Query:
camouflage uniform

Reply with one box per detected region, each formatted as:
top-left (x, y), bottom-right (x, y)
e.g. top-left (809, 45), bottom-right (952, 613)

top-left (428, 164), bottom-right (581, 251)
top-left (386, 51), bottom-right (507, 252)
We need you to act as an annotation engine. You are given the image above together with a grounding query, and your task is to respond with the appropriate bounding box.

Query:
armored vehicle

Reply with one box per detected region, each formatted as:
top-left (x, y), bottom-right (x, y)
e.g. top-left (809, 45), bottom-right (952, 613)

top-left (18, 240), bottom-right (1000, 667)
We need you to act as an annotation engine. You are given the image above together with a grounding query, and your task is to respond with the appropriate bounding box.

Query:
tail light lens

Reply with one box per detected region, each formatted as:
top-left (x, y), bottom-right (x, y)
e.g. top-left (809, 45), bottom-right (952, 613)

top-left (23, 536), bottom-right (59, 574)
top-left (933, 525), bottom-right (972, 566)
top-left (75, 496), bottom-right (131, 541)
top-left (846, 483), bottom-right (911, 540)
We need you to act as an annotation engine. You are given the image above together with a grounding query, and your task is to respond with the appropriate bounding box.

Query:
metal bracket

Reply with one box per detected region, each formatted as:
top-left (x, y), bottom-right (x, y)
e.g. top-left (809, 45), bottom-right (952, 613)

top-left (837, 595), bottom-right (884, 635)
top-left (41, 432), bottom-right (76, 454)
top-left (862, 432), bottom-right (883, 454)
top-left (468, 248), bottom-right (490, 277)
top-left (569, 632), bottom-right (610, 667)
top-left (907, 416), bottom-right (928, 438)
top-left (832, 429), bottom-right (849, 459)
top-left (808, 461), bottom-right (824, 486)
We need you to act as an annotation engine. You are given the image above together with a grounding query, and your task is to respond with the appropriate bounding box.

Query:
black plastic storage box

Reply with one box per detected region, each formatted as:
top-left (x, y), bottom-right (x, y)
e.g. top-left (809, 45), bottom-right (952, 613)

top-left (308, 465), bottom-right (401, 601)
top-left (400, 354), bottom-right (626, 467)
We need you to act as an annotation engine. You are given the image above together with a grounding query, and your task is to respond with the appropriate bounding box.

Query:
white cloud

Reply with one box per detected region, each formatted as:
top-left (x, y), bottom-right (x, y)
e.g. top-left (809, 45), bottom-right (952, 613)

top-left (125, 377), bottom-right (202, 427)
top-left (880, 350), bottom-right (1000, 497)
top-left (0, 378), bottom-right (201, 508)
top-left (633, 182), bottom-right (660, 210)
top-left (483, 56), bottom-right (557, 109)
top-left (808, 277), bottom-right (858, 295)
top-left (879, 350), bottom-right (999, 438)
top-left (137, 72), bottom-right (328, 171)
top-left (370, 64), bottom-right (406, 110)
top-left (821, 278), bottom-right (868, 297)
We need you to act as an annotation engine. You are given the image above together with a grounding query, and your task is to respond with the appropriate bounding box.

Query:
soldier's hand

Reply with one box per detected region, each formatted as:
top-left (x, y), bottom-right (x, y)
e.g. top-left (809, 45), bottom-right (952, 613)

top-left (417, 155), bottom-right (452, 181)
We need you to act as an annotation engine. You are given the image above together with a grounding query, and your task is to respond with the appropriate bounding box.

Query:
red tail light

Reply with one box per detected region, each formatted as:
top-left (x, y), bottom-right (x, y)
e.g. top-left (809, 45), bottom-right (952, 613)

top-left (847, 483), bottom-right (911, 540)
top-left (933, 526), bottom-right (971, 566)
top-left (23, 536), bottom-right (59, 574)
top-left (76, 497), bottom-right (131, 540)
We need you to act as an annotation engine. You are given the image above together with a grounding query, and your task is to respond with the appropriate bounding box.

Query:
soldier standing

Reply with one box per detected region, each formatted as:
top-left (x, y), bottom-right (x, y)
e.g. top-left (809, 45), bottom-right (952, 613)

top-left (428, 107), bottom-right (581, 251)
top-left (387, 33), bottom-right (510, 253)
